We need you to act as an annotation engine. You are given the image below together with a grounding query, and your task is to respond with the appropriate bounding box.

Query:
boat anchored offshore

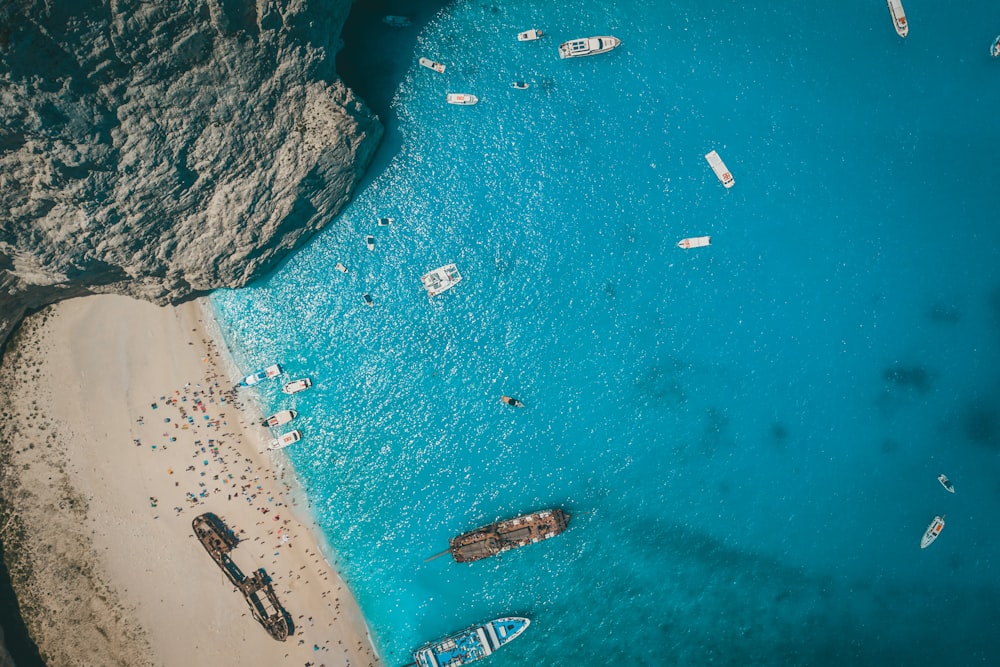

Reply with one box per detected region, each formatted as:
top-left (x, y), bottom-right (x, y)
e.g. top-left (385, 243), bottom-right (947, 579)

top-left (447, 93), bottom-right (479, 105)
top-left (447, 508), bottom-right (570, 563)
top-left (887, 0), bottom-right (908, 38)
top-left (558, 36), bottom-right (621, 59)
top-left (413, 617), bottom-right (530, 667)
top-left (262, 410), bottom-right (296, 428)
top-left (240, 364), bottom-right (282, 387)
top-left (517, 28), bottom-right (543, 41)
top-left (419, 57), bottom-right (446, 73)
top-left (421, 264), bottom-right (463, 297)
top-left (938, 474), bottom-right (955, 493)
top-left (282, 378), bottom-right (312, 394)
top-left (705, 150), bottom-right (735, 188)
top-left (677, 236), bottom-right (711, 250)
top-left (920, 515), bottom-right (945, 548)
top-left (992, 35), bottom-right (1000, 57)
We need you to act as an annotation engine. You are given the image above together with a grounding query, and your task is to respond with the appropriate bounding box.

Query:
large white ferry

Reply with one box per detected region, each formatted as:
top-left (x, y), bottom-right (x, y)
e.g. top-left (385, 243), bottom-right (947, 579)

top-left (705, 150), bottom-right (735, 188)
top-left (413, 617), bottom-right (530, 667)
top-left (887, 0), bottom-right (908, 39)
top-left (558, 36), bottom-right (621, 59)
top-left (920, 515), bottom-right (945, 549)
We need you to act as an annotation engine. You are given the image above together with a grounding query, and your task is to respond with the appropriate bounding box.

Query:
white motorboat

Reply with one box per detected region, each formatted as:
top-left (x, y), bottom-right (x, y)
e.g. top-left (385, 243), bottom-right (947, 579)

top-left (705, 150), bottom-right (735, 188)
top-left (419, 57), bottom-right (446, 73)
top-left (239, 364), bottom-right (282, 387)
top-left (421, 264), bottom-right (463, 297)
top-left (268, 429), bottom-right (301, 451)
top-left (938, 474), bottom-right (955, 493)
top-left (377, 217), bottom-right (393, 226)
top-left (282, 378), bottom-right (312, 395)
top-left (362, 293), bottom-right (374, 307)
top-left (887, 0), bottom-right (908, 38)
top-left (558, 36), bottom-right (621, 59)
top-left (365, 235), bottom-right (375, 250)
top-left (334, 262), bottom-right (348, 273)
top-left (517, 28), bottom-right (543, 41)
top-left (263, 410), bottom-right (296, 428)
top-left (447, 93), bottom-right (478, 106)
top-left (920, 515), bottom-right (945, 549)
top-left (383, 15), bottom-right (412, 28)
top-left (991, 35), bottom-right (1000, 58)
top-left (677, 236), bottom-right (711, 250)
top-left (512, 81), bottom-right (529, 90)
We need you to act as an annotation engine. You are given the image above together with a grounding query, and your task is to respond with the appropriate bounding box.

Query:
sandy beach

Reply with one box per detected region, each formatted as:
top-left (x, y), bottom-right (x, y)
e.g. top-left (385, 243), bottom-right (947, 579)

top-left (0, 295), bottom-right (381, 667)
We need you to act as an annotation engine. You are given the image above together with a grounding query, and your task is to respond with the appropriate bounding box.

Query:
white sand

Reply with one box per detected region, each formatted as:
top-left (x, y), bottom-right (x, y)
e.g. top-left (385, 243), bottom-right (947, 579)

top-left (0, 295), bottom-right (381, 667)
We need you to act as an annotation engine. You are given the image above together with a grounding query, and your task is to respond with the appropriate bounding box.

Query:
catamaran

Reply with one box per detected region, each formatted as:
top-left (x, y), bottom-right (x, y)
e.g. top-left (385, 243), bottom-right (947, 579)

top-left (239, 364), bottom-right (282, 387)
top-left (920, 515), bottom-right (945, 548)
top-left (887, 0), bottom-right (908, 38)
top-left (705, 150), bottom-right (735, 188)
top-left (413, 617), bottom-right (530, 667)
top-left (421, 264), bottom-right (463, 297)
top-left (558, 36), bottom-right (621, 59)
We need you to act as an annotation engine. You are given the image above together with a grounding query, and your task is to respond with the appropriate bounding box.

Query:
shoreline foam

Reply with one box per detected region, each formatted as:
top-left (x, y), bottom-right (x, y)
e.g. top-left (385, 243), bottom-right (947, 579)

top-left (0, 295), bottom-right (381, 666)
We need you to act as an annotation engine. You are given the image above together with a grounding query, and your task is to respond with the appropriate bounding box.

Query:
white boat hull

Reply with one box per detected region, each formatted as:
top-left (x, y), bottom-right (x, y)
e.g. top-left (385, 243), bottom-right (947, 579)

top-left (282, 379), bottom-right (312, 394)
top-left (705, 150), bottom-right (735, 188)
top-left (419, 57), bottom-right (445, 73)
top-left (677, 236), bottom-right (711, 250)
top-left (447, 93), bottom-right (478, 106)
top-left (887, 0), bottom-right (908, 38)
top-left (558, 36), bottom-right (621, 59)
top-left (268, 429), bottom-right (301, 450)
top-left (920, 515), bottom-right (945, 548)
top-left (518, 29), bottom-right (542, 42)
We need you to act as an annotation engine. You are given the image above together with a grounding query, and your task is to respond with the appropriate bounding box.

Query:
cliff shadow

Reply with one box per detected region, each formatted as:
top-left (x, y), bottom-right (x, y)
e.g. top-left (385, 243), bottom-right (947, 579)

top-left (336, 0), bottom-right (454, 188)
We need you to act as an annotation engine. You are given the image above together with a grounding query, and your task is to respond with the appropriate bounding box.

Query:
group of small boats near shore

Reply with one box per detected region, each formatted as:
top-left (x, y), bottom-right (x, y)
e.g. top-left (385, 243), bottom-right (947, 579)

top-left (237, 363), bottom-right (312, 450)
top-left (192, 512), bottom-right (291, 641)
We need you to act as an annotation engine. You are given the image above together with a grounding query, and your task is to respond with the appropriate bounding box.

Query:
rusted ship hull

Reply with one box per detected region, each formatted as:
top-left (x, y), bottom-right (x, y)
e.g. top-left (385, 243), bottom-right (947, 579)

top-left (449, 508), bottom-right (570, 563)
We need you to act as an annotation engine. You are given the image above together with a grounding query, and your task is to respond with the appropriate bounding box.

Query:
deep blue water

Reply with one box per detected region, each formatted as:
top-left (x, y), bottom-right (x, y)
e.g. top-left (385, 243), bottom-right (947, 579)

top-left (212, 1), bottom-right (1000, 664)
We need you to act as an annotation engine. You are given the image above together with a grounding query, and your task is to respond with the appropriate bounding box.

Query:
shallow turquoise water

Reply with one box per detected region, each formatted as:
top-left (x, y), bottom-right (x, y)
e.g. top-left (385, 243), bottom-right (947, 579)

top-left (212, 1), bottom-right (1000, 664)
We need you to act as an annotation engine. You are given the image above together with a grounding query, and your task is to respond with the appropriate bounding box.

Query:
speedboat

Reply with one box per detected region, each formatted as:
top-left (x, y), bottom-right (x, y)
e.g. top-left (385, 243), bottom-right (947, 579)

top-left (377, 217), bottom-right (393, 226)
top-left (413, 617), bottom-right (530, 667)
top-left (447, 93), bottom-right (479, 106)
top-left (920, 515), bottom-right (945, 549)
top-left (992, 35), bottom-right (1000, 57)
top-left (938, 474), bottom-right (955, 493)
top-left (500, 395), bottom-right (525, 408)
top-left (262, 410), bottom-right (296, 428)
top-left (517, 28), bottom-right (543, 41)
top-left (887, 0), bottom-right (908, 38)
top-left (282, 378), bottom-right (312, 395)
top-left (365, 235), bottom-right (375, 250)
top-left (334, 262), bottom-right (348, 273)
top-left (239, 364), bottom-right (282, 387)
top-left (705, 150), bottom-right (735, 188)
top-left (268, 429), bottom-right (301, 451)
top-left (512, 81), bottom-right (529, 90)
top-left (558, 36), bottom-right (621, 59)
top-left (383, 15), bottom-right (411, 28)
top-left (677, 236), bottom-right (711, 249)
top-left (362, 293), bottom-right (374, 307)
top-left (421, 264), bottom-right (463, 297)
top-left (419, 57), bottom-right (446, 73)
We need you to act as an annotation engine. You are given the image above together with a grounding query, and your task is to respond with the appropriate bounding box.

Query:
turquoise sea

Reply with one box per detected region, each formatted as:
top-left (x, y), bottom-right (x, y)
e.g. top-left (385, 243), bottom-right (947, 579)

top-left (212, 1), bottom-right (1000, 665)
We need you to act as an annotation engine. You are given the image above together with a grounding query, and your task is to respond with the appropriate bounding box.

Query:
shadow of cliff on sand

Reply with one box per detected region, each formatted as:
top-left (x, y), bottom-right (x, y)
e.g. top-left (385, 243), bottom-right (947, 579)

top-left (336, 0), bottom-right (455, 189)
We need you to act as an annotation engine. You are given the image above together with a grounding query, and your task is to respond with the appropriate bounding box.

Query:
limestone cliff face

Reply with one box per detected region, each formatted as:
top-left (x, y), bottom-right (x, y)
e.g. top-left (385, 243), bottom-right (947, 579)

top-left (0, 0), bottom-right (382, 344)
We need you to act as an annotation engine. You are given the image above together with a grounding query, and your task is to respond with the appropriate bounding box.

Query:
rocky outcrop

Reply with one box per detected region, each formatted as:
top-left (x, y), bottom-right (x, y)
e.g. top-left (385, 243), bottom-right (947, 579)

top-left (0, 0), bottom-right (382, 345)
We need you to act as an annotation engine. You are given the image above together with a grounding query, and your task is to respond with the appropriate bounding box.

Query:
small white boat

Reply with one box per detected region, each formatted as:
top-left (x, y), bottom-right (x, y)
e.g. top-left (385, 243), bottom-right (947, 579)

top-left (282, 378), bottom-right (312, 395)
top-left (938, 474), bottom-right (955, 493)
top-left (887, 0), bottom-right (908, 38)
top-left (383, 15), bottom-right (412, 28)
top-left (517, 28), bottom-right (543, 42)
top-left (920, 515), bottom-right (945, 549)
top-left (677, 236), bottom-right (711, 250)
top-left (365, 235), bottom-right (375, 250)
top-left (447, 93), bottom-right (478, 106)
top-left (512, 81), bottom-right (529, 90)
top-left (558, 36), bottom-right (621, 59)
top-left (419, 57), bottom-right (446, 73)
top-left (268, 429), bottom-right (301, 451)
top-left (421, 264), bottom-right (463, 297)
top-left (991, 35), bottom-right (1000, 58)
top-left (263, 410), bottom-right (296, 428)
top-left (377, 217), bottom-right (393, 226)
top-left (705, 150), bottom-right (735, 188)
top-left (335, 262), bottom-right (348, 273)
top-left (362, 293), bottom-right (374, 307)
top-left (239, 364), bottom-right (282, 387)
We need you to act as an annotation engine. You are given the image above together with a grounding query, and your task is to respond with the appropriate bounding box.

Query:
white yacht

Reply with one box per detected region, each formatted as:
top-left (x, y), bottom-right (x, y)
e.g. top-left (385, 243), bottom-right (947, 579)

top-left (421, 264), bottom-right (463, 297)
top-left (558, 36), bottom-right (621, 59)
top-left (447, 93), bottom-right (479, 105)
top-left (920, 515), bottom-right (945, 549)
top-left (887, 0), bottom-right (908, 38)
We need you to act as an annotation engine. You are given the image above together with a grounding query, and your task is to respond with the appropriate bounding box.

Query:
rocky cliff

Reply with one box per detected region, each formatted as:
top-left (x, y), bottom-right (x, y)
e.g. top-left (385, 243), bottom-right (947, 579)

top-left (0, 0), bottom-right (382, 345)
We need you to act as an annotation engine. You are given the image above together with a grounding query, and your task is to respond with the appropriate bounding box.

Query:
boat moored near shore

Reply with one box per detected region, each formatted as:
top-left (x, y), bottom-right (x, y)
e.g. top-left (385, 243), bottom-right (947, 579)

top-left (268, 429), bottom-right (302, 451)
top-left (887, 0), bottom-right (908, 38)
top-left (413, 617), bottom-right (530, 667)
top-left (262, 410), bottom-right (296, 427)
top-left (239, 364), bottom-right (282, 387)
top-left (282, 378), bottom-right (312, 394)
